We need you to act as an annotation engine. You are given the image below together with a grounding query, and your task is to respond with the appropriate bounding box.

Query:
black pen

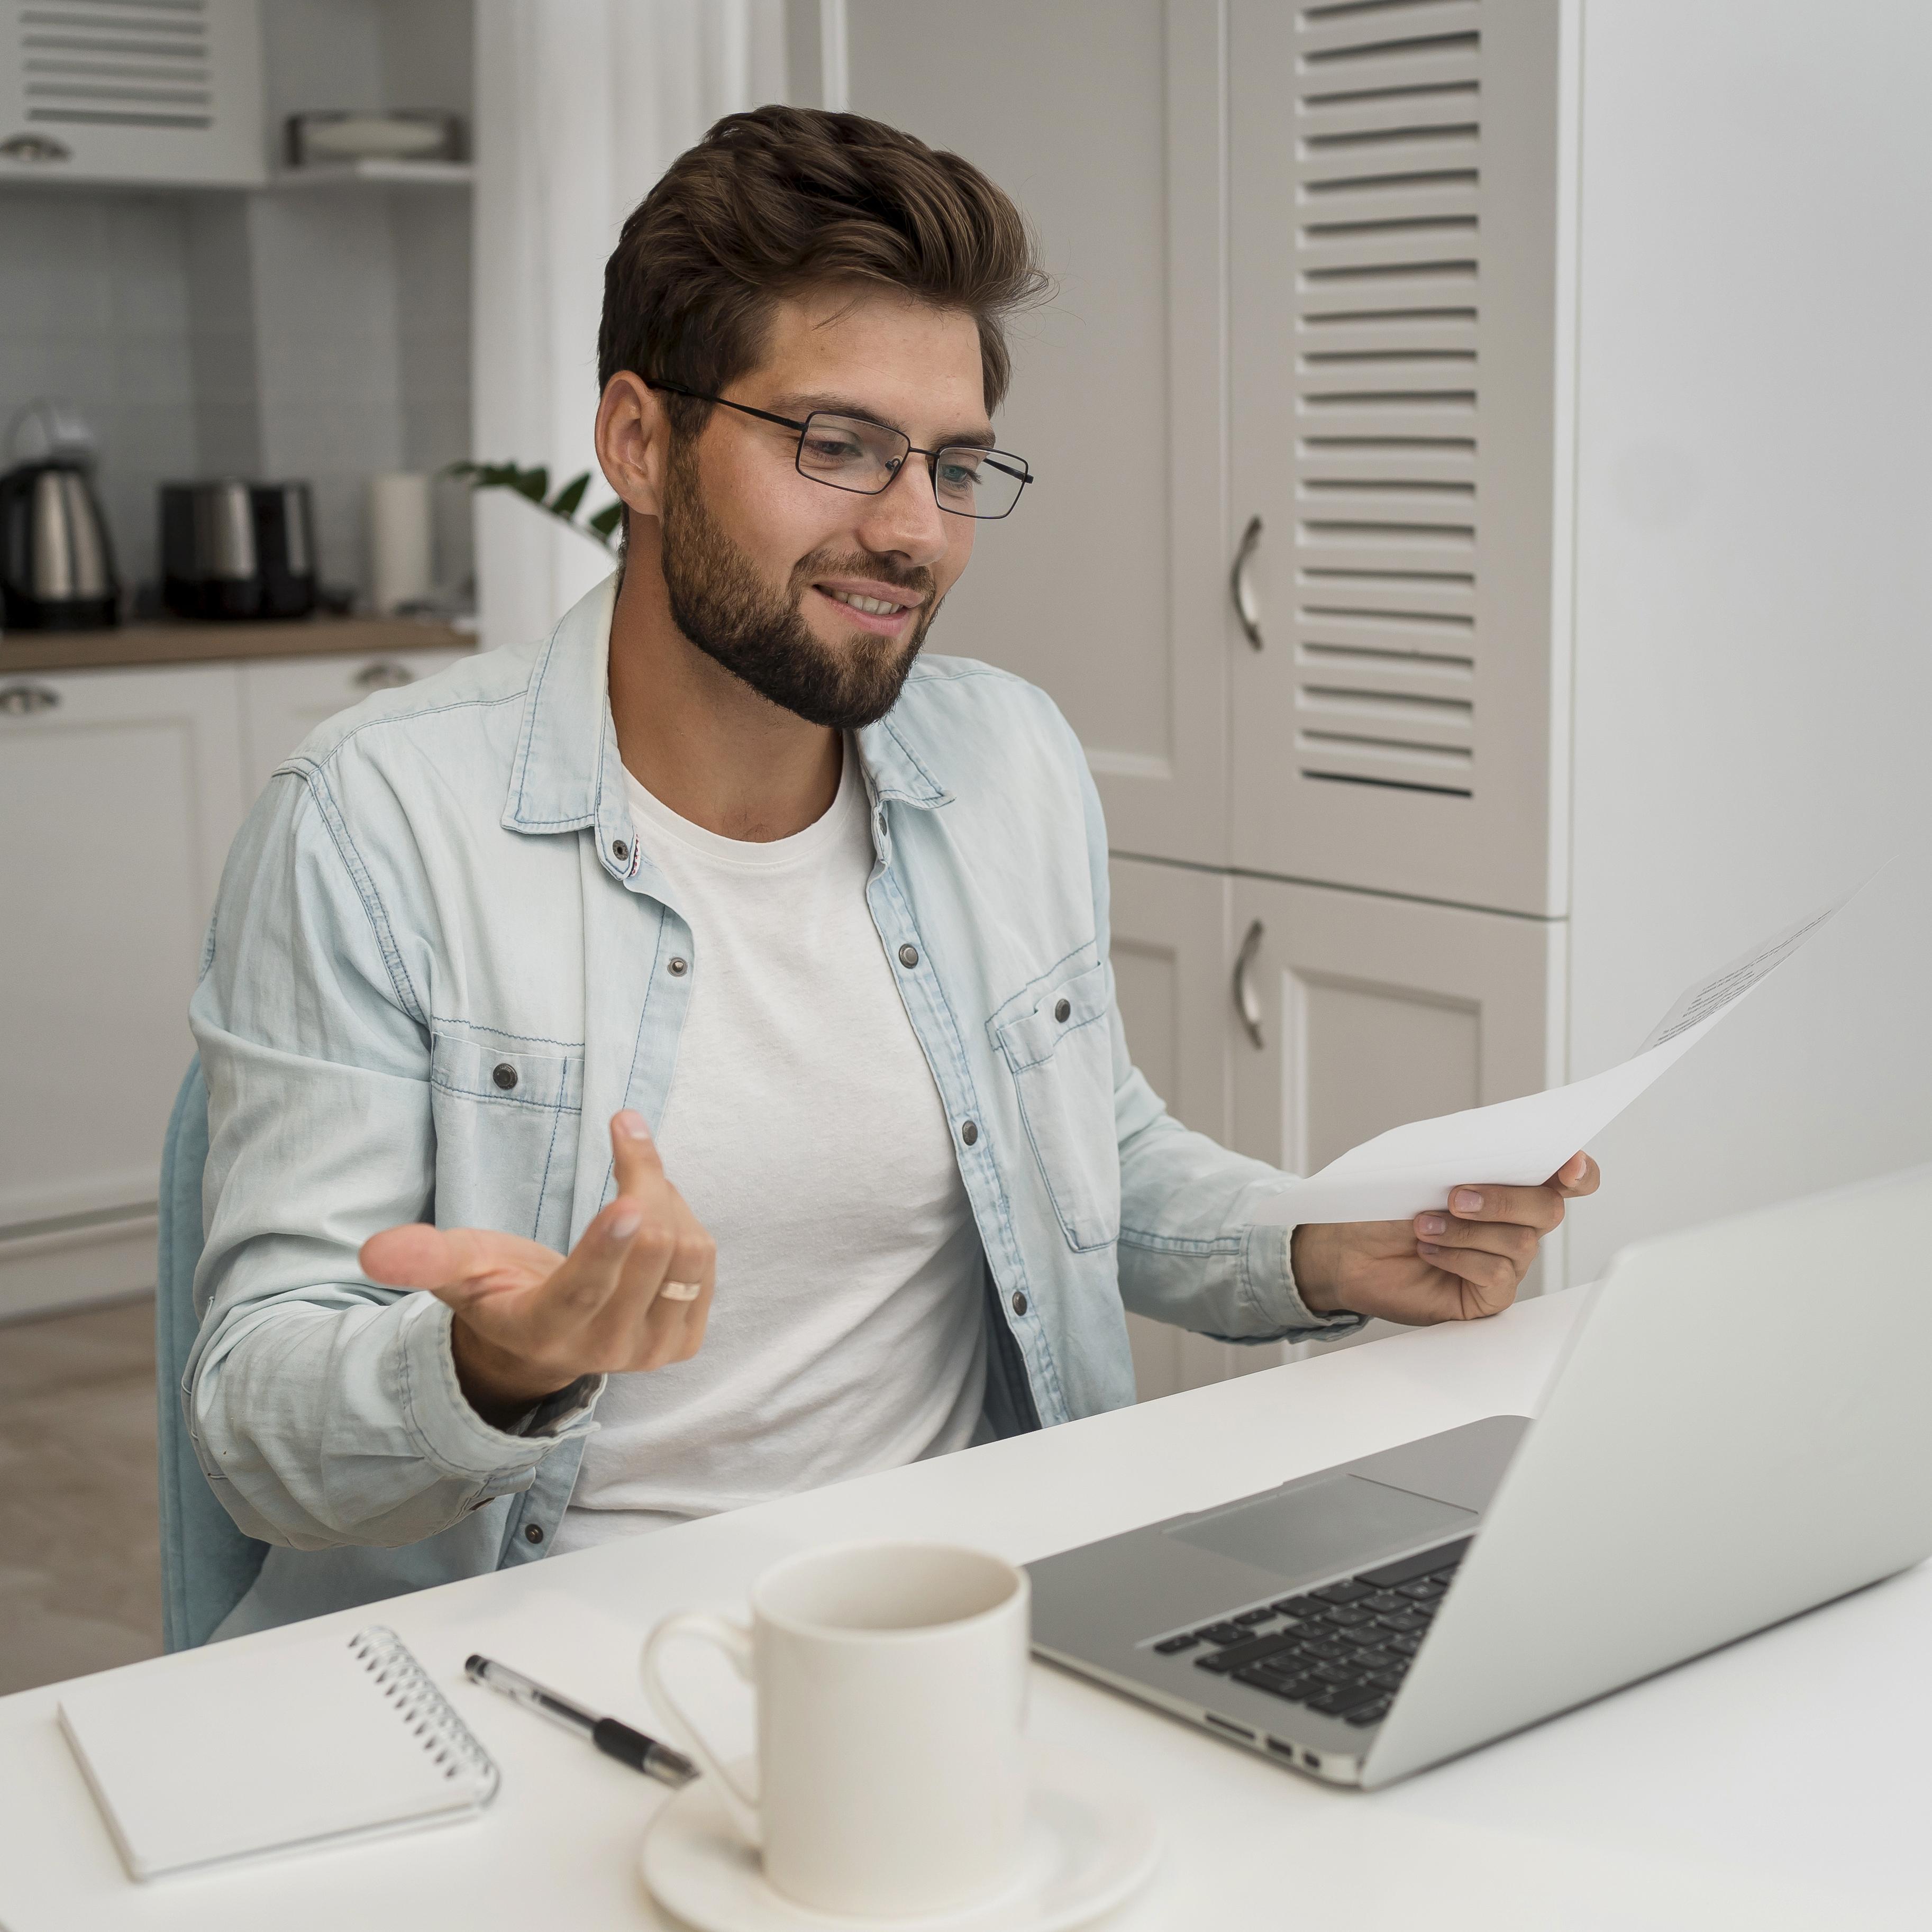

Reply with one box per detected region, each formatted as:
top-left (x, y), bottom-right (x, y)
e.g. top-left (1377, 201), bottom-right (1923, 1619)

top-left (465, 1653), bottom-right (698, 1787)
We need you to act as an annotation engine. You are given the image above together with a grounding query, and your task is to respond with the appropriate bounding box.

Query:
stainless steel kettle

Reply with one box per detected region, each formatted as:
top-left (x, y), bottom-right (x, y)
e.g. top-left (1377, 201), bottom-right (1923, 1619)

top-left (0, 462), bottom-right (119, 631)
top-left (0, 402), bottom-right (119, 631)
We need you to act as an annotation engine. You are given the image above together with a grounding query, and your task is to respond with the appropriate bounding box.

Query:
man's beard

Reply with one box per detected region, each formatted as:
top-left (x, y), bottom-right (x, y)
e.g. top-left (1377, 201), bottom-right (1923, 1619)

top-left (658, 441), bottom-right (940, 731)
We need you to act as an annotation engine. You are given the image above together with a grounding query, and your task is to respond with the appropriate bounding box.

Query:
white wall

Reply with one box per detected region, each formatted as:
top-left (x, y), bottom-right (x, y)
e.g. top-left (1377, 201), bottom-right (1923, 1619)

top-left (470, 0), bottom-right (789, 653)
top-left (1564, 0), bottom-right (1932, 1281)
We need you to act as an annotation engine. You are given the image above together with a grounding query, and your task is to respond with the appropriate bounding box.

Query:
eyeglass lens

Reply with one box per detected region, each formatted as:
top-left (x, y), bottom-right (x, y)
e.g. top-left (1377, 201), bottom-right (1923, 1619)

top-left (796, 412), bottom-right (1029, 520)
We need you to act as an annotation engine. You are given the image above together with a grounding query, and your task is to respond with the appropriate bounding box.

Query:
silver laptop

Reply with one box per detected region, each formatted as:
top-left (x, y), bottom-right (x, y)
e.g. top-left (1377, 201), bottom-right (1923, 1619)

top-left (1029, 1166), bottom-right (1932, 1789)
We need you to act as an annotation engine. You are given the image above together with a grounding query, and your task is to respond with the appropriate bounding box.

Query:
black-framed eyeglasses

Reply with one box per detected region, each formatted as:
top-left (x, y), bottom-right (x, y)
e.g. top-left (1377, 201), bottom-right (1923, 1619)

top-left (648, 381), bottom-right (1033, 521)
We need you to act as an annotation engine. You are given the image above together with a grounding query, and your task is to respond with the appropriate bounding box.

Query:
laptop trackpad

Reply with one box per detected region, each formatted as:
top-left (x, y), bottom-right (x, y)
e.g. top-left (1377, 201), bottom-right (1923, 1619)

top-left (1168, 1473), bottom-right (1477, 1582)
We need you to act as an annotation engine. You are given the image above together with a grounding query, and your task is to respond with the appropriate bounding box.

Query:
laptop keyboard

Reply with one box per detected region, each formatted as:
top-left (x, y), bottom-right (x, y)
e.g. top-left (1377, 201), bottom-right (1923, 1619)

top-left (1147, 1536), bottom-right (1470, 1730)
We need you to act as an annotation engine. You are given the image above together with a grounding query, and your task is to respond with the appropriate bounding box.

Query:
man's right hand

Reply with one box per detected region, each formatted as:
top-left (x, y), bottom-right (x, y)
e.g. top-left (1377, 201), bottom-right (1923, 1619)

top-left (359, 1110), bottom-right (715, 1426)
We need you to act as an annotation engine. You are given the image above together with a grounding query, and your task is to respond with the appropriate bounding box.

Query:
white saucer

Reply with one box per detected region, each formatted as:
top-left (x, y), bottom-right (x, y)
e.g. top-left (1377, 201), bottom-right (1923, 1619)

top-left (639, 1741), bottom-right (1160, 1932)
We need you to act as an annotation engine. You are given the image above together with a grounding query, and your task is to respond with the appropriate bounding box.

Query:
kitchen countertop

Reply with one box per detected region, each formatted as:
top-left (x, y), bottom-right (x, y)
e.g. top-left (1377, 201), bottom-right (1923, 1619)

top-left (0, 616), bottom-right (475, 675)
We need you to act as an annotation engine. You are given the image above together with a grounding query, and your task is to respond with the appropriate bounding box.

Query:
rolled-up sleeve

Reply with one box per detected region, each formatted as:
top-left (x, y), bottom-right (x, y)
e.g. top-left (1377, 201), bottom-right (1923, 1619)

top-left (186, 766), bottom-right (597, 1551)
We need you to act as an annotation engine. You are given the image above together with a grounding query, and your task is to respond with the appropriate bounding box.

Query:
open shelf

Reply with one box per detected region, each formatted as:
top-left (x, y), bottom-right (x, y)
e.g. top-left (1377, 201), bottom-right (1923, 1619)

top-left (266, 159), bottom-right (473, 189)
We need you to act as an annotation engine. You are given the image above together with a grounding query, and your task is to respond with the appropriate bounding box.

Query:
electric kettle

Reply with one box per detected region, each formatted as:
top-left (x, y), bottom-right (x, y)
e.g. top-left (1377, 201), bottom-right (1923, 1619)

top-left (0, 400), bottom-right (119, 630)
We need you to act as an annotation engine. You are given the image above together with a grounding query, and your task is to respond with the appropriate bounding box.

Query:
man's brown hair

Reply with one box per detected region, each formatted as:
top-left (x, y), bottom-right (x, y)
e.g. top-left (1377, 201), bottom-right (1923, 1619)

top-left (598, 105), bottom-right (1046, 434)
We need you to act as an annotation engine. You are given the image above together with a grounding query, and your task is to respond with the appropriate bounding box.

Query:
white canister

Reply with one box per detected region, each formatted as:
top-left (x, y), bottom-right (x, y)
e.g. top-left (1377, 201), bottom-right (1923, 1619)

top-left (368, 471), bottom-right (433, 613)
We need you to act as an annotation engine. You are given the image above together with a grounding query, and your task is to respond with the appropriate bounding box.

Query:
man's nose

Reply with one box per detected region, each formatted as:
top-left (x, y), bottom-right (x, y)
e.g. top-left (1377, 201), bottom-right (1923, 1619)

top-left (852, 453), bottom-right (950, 564)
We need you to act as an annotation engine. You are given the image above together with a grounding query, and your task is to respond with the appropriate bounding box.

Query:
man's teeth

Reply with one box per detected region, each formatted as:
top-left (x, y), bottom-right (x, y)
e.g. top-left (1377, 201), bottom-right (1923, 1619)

top-left (827, 589), bottom-right (903, 616)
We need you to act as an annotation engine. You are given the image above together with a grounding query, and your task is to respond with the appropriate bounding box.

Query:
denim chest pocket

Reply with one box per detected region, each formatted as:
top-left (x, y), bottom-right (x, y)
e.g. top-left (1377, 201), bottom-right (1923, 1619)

top-left (429, 1031), bottom-right (584, 1250)
top-left (992, 957), bottom-right (1120, 1253)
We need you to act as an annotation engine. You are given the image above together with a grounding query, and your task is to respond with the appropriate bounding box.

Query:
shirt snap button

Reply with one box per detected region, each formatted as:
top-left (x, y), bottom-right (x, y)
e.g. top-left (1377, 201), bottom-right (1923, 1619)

top-left (898, 944), bottom-right (919, 969)
top-left (1011, 1291), bottom-right (1028, 1316)
top-left (524, 1523), bottom-right (545, 1544)
top-left (668, 956), bottom-right (689, 977)
top-left (961, 1120), bottom-right (979, 1147)
top-left (1054, 998), bottom-right (1071, 1023)
top-left (611, 839), bottom-right (629, 862)
top-left (492, 1062), bottom-right (518, 1091)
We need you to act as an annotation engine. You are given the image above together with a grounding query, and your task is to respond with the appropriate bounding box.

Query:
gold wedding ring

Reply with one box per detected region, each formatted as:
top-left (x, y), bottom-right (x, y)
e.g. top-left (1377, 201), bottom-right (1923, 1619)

top-left (659, 1280), bottom-right (704, 1302)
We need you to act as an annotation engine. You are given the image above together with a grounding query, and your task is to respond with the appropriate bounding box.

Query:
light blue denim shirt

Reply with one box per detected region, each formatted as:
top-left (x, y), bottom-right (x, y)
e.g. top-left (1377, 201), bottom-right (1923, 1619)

top-left (187, 577), bottom-right (1356, 1634)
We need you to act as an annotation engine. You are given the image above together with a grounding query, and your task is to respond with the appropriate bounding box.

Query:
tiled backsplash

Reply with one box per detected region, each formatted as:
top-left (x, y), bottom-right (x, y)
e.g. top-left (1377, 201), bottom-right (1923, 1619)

top-left (0, 189), bottom-right (200, 593)
top-left (0, 180), bottom-right (472, 607)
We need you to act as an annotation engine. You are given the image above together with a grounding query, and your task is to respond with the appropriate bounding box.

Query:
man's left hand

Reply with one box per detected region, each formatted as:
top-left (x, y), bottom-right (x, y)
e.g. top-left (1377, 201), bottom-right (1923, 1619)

top-left (1292, 1152), bottom-right (1601, 1326)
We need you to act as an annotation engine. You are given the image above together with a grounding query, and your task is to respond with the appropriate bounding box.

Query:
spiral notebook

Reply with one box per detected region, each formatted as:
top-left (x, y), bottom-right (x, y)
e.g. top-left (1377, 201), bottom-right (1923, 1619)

top-left (58, 1626), bottom-right (499, 1881)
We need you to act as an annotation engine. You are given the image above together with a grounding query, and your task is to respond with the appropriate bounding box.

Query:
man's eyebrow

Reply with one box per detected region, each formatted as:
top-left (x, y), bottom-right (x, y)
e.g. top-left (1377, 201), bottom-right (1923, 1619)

top-left (772, 392), bottom-right (998, 449)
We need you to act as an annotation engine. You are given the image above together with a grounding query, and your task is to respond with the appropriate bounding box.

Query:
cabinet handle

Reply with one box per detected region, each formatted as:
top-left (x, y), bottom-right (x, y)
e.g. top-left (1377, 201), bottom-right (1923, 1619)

top-left (1229, 514), bottom-right (1264, 650)
top-left (354, 660), bottom-right (415, 691)
top-left (0, 682), bottom-right (60, 716)
top-left (1, 133), bottom-right (71, 164)
top-left (1233, 918), bottom-right (1265, 1050)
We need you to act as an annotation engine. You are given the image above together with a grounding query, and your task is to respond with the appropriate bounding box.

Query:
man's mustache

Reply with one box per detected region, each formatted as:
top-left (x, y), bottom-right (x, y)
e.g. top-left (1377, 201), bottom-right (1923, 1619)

top-left (792, 551), bottom-right (936, 606)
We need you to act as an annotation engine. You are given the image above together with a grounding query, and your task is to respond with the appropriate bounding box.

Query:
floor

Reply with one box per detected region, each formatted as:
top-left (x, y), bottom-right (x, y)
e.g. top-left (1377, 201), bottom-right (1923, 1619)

top-left (0, 1297), bottom-right (163, 1696)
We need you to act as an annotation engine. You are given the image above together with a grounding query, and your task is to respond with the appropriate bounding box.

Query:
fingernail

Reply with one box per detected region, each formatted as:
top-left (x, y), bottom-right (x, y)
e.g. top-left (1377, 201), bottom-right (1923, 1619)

top-left (616, 1110), bottom-right (651, 1140)
top-left (1417, 1214), bottom-right (1447, 1236)
top-left (610, 1206), bottom-right (643, 1240)
top-left (1451, 1189), bottom-right (1483, 1213)
top-left (1417, 1241), bottom-right (1443, 1256)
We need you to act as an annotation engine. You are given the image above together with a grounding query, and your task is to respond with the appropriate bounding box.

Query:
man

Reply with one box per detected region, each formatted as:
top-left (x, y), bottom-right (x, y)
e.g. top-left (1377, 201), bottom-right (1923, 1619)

top-left (188, 106), bottom-right (1597, 1635)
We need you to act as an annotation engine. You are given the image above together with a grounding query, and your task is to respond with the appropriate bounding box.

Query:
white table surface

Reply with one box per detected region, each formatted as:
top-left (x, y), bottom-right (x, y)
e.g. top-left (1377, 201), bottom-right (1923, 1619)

top-left (4, 1287), bottom-right (1929, 1931)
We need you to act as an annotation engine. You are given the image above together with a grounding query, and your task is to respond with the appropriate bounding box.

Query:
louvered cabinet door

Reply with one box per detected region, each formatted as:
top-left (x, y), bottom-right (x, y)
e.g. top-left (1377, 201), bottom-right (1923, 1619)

top-left (0, 0), bottom-right (263, 188)
top-left (1225, 0), bottom-right (1570, 916)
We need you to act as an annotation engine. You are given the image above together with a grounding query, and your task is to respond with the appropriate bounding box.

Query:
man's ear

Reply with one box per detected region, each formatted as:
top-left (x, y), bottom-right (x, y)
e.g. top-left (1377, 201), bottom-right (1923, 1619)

top-left (595, 372), bottom-right (672, 524)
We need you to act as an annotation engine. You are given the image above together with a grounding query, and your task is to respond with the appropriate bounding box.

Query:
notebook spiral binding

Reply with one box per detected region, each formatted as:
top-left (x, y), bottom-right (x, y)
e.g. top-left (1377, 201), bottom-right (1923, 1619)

top-left (348, 1625), bottom-right (501, 1804)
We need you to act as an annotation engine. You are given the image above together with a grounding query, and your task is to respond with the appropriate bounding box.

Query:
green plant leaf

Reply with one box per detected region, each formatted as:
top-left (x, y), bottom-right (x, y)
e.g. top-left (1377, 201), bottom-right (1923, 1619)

top-left (548, 472), bottom-right (590, 519)
top-left (449, 459), bottom-right (618, 552)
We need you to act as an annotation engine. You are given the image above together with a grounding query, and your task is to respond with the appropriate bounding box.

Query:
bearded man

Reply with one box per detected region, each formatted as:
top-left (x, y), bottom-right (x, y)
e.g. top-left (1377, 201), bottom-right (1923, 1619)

top-left (187, 106), bottom-right (1595, 1635)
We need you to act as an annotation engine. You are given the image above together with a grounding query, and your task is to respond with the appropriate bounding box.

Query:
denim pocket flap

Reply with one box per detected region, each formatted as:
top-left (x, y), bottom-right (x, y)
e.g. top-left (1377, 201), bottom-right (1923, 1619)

top-left (993, 957), bottom-right (1118, 1253)
top-left (994, 957), bottom-right (1111, 1072)
top-left (430, 1032), bottom-right (583, 1111)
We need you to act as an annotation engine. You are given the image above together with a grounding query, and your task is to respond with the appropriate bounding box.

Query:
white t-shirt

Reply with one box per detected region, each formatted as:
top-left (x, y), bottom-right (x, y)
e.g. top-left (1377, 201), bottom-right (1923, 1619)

top-left (551, 744), bottom-right (986, 1552)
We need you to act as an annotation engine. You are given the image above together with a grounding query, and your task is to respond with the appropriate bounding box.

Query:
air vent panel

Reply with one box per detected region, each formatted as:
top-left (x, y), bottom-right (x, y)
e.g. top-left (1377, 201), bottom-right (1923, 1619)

top-left (17, 0), bottom-right (213, 130)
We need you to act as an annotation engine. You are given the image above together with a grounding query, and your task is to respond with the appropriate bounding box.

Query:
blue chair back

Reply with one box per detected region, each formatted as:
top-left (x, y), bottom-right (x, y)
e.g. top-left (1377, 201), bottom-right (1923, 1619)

top-left (157, 1060), bottom-right (268, 1648)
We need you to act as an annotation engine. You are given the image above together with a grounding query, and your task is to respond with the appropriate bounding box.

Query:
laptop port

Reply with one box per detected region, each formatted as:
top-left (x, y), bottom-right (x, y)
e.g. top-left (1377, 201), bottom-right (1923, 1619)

top-left (1204, 1713), bottom-right (1254, 1741)
top-left (1303, 1751), bottom-right (1322, 1770)
top-left (1265, 1737), bottom-right (1298, 1761)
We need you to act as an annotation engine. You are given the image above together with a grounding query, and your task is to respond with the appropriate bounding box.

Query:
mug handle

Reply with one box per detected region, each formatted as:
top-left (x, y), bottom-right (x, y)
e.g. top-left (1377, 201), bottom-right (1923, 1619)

top-left (641, 1612), bottom-right (762, 1846)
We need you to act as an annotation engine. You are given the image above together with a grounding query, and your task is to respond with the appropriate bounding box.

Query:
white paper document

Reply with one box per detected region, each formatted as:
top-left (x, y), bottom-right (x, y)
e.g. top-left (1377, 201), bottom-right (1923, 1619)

top-left (1253, 888), bottom-right (1858, 1229)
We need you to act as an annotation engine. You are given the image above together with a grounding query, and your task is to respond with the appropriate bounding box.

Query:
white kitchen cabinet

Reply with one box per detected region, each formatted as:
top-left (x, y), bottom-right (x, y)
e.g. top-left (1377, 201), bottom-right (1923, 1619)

top-left (1221, 874), bottom-right (1565, 1371)
top-left (0, 0), bottom-right (265, 189)
top-left (849, 1), bottom-right (1932, 1394)
top-left (237, 648), bottom-right (470, 803)
top-left (0, 663), bottom-right (247, 1316)
top-left (1107, 854), bottom-right (1243, 1401)
top-left (1226, 877), bottom-right (1562, 1182)
top-left (848, 0), bottom-right (1233, 869)
top-left (0, 643), bottom-right (475, 1318)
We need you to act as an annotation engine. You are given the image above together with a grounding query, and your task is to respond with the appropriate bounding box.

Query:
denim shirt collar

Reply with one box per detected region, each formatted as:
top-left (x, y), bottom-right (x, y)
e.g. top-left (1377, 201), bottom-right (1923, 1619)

top-left (500, 574), bottom-right (953, 874)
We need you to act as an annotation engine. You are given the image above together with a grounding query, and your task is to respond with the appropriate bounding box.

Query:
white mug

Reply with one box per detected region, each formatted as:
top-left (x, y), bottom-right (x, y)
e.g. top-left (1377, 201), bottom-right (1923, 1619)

top-left (641, 1541), bottom-right (1031, 1918)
